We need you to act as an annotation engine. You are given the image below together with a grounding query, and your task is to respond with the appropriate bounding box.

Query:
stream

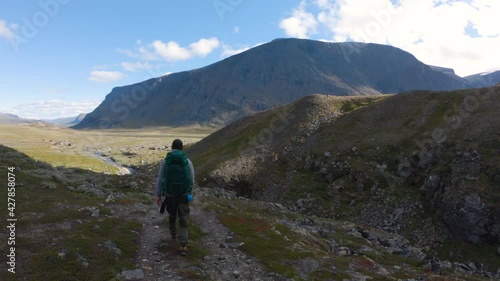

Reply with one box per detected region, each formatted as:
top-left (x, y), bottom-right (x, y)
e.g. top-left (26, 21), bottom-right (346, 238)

top-left (93, 151), bottom-right (136, 175)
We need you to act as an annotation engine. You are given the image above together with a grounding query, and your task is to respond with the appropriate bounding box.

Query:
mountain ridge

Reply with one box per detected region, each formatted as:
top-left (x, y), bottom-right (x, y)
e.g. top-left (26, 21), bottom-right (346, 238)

top-left (74, 38), bottom-right (474, 129)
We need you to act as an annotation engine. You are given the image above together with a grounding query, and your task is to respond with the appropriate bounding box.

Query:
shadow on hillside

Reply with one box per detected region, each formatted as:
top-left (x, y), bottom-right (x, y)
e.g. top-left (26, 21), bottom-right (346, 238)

top-left (0, 144), bottom-right (159, 280)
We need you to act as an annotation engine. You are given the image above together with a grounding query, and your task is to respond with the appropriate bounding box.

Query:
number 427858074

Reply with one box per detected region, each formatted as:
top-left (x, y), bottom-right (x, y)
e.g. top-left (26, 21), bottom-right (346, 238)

top-left (7, 167), bottom-right (16, 211)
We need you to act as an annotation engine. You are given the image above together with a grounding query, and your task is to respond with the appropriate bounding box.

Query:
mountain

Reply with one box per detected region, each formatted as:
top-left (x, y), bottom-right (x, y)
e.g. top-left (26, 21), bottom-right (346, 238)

top-left (429, 65), bottom-right (459, 77)
top-left (74, 38), bottom-right (473, 129)
top-left (45, 113), bottom-right (87, 127)
top-left (71, 113), bottom-right (87, 124)
top-left (464, 70), bottom-right (500, 87)
top-left (187, 85), bottom-right (500, 256)
top-left (0, 113), bottom-right (46, 125)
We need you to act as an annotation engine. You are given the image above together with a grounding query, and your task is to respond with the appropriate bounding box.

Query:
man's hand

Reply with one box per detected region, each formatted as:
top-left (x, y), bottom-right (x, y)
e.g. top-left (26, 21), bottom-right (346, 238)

top-left (156, 196), bottom-right (162, 206)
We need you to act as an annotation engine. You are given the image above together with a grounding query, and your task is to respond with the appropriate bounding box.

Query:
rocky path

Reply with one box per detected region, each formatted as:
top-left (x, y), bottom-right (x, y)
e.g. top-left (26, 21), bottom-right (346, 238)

top-left (123, 194), bottom-right (281, 281)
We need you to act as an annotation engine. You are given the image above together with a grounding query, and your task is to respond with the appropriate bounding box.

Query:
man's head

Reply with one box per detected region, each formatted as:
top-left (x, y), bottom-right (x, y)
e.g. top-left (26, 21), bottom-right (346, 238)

top-left (171, 139), bottom-right (183, 150)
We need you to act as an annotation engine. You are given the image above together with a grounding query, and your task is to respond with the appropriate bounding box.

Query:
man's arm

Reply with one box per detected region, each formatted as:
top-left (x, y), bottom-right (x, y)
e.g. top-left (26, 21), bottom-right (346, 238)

top-left (155, 159), bottom-right (165, 204)
top-left (187, 159), bottom-right (195, 192)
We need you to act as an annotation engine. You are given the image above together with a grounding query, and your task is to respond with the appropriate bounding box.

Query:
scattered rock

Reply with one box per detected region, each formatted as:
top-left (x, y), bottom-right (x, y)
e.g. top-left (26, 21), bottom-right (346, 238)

top-left (104, 240), bottom-right (122, 256)
top-left (442, 191), bottom-right (491, 244)
top-left (376, 164), bottom-right (387, 174)
top-left (226, 242), bottom-right (244, 249)
top-left (79, 206), bottom-right (100, 218)
top-left (106, 194), bottom-right (115, 203)
top-left (77, 254), bottom-right (89, 268)
top-left (58, 249), bottom-right (67, 259)
top-left (334, 246), bottom-right (352, 256)
top-left (397, 158), bottom-right (414, 178)
top-left (117, 269), bottom-right (144, 280)
top-left (128, 182), bottom-right (139, 189)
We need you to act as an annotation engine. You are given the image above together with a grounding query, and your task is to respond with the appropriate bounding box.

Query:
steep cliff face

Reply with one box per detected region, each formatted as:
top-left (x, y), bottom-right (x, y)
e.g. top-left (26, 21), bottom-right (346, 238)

top-left (74, 38), bottom-right (472, 129)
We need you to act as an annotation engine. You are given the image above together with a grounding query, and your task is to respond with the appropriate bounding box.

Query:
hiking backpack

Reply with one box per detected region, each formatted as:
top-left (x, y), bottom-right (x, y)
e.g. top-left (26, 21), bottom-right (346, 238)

top-left (161, 150), bottom-right (192, 196)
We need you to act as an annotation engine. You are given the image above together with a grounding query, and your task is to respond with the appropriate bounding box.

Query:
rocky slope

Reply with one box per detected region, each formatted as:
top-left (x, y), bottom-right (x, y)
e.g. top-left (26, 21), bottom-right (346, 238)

top-left (187, 85), bottom-right (500, 273)
top-left (74, 38), bottom-right (472, 129)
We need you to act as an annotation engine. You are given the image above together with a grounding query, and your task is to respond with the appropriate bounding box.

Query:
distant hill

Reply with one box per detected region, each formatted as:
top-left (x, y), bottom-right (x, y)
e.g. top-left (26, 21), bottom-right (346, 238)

top-left (44, 113), bottom-right (87, 127)
top-left (0, 113), bottom-right (46, 125)
top-left (74, 38), bottom-right (473, 129)
top-left (464, 70), bottom-right (500, 87)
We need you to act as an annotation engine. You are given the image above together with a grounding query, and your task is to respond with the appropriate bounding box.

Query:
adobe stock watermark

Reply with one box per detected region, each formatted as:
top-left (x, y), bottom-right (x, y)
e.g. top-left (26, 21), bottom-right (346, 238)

top-left (213, 0), bottom-right (245, 21)
top-left (9, 0), bottom-right (70, 53)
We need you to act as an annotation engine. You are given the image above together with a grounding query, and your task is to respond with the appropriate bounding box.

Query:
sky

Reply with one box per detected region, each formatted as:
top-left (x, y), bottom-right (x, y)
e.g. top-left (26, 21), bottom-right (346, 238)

top-left (1, 0), bottom-right (499, 119)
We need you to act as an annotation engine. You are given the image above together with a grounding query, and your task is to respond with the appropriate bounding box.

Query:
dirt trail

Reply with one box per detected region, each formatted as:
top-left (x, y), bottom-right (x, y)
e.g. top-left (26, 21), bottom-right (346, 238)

top-left (127, 194), bottom-right (281, 281)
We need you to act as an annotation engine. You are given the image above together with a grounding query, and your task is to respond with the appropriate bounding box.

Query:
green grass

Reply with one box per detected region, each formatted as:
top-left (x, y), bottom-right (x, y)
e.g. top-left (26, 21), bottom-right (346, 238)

top-left (0, 124), bottom-right (212, 173)
top-left (190, 113), bottom-right (277, 179)
top-left (28, 150), bottom-right (120, 173)
top-left (226, 219), bottom-right (312, 279)
top-left (436, 240), bottom-right (500, 272)
top-left (0, 144), bottom-right (152, 280)
top-left (340, 97), bottom-right (386, 113)
top-left (206, 198), bottom-right (320, 279)
top-left (284, 170), bottom-right (329, 202)
top-left (27, 218), bottom-right (142, 281)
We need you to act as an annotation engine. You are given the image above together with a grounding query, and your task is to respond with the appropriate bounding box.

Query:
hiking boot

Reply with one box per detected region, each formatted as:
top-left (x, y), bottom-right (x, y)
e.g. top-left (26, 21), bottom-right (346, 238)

top-left (179, 245), bottom-right (187, 256)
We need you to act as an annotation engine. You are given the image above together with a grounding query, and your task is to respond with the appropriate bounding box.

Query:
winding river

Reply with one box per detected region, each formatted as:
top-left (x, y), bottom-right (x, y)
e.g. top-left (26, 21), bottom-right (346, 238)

top-left (93, 151), bottom-right (136, 175)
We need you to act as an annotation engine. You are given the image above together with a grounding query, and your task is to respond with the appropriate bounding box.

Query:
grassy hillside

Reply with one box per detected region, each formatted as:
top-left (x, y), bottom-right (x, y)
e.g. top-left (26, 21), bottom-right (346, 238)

top-left (188, 95), bottom-right (387, 183)
top-left (0, 145), bottom-right (143, 280)
top-left (187, 86), bottom-right (500, 272)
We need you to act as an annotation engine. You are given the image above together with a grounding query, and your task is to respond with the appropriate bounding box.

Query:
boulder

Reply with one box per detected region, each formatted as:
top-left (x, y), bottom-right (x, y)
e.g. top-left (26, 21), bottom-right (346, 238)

top-left (117, 269), bottom-right (144, 281)
top-left (442, 192), bottom-right (491, 244)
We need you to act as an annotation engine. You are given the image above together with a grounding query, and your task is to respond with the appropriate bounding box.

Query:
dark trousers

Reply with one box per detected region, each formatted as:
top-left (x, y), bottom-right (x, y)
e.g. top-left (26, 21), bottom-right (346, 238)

top-left (166, 195), bottom-right (190, 245)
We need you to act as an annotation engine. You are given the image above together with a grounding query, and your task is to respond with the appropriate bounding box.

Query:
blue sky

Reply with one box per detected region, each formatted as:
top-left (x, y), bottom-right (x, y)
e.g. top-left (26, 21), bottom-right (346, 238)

top-left (1, 0), bottom-right (499, 119)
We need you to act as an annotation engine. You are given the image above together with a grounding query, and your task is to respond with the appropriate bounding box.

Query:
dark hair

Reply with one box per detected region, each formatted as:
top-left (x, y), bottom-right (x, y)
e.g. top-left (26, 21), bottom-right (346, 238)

top-left (171, 139), bottom-right (183, 150)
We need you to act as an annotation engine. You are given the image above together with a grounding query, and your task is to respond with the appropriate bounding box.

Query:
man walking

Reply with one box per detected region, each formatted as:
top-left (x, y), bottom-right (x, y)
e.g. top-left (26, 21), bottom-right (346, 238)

top-left (155, 139), bottom-right (195, 256)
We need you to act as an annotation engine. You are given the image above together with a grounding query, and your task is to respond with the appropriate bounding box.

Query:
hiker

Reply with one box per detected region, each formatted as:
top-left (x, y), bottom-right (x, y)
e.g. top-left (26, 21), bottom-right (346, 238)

top-left (155, 139), bottom-right (195, 256)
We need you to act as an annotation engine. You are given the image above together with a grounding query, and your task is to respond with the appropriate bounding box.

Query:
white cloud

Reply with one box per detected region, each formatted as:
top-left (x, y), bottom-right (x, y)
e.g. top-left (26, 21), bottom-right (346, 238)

top-left (153, 40), bottom-right (192, 61)
top-left (221, 44), bottom-right (250, 57)
top-left (0, 20), bottom-right (17, 41)
top-left (234, 26), bottom-right (240, 33)
top-left (283, 0), bottom-right (500, 76)
top-left (221, 42), bottom-right (266, 58)
top-left (88, 71), bottom-right (125, 83)
top-left (117, 43), bottom-right (159, 61)
top-left (120, 37), bottom-right (221, 62)
top-left (279, 1), bottom-right (318, 38)
top-left (121, 61), bottom-right (154, 72)
top-left (189, 37), bottom-right (220, 57)
top-left (9, 99), bottom-right (102, 119)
